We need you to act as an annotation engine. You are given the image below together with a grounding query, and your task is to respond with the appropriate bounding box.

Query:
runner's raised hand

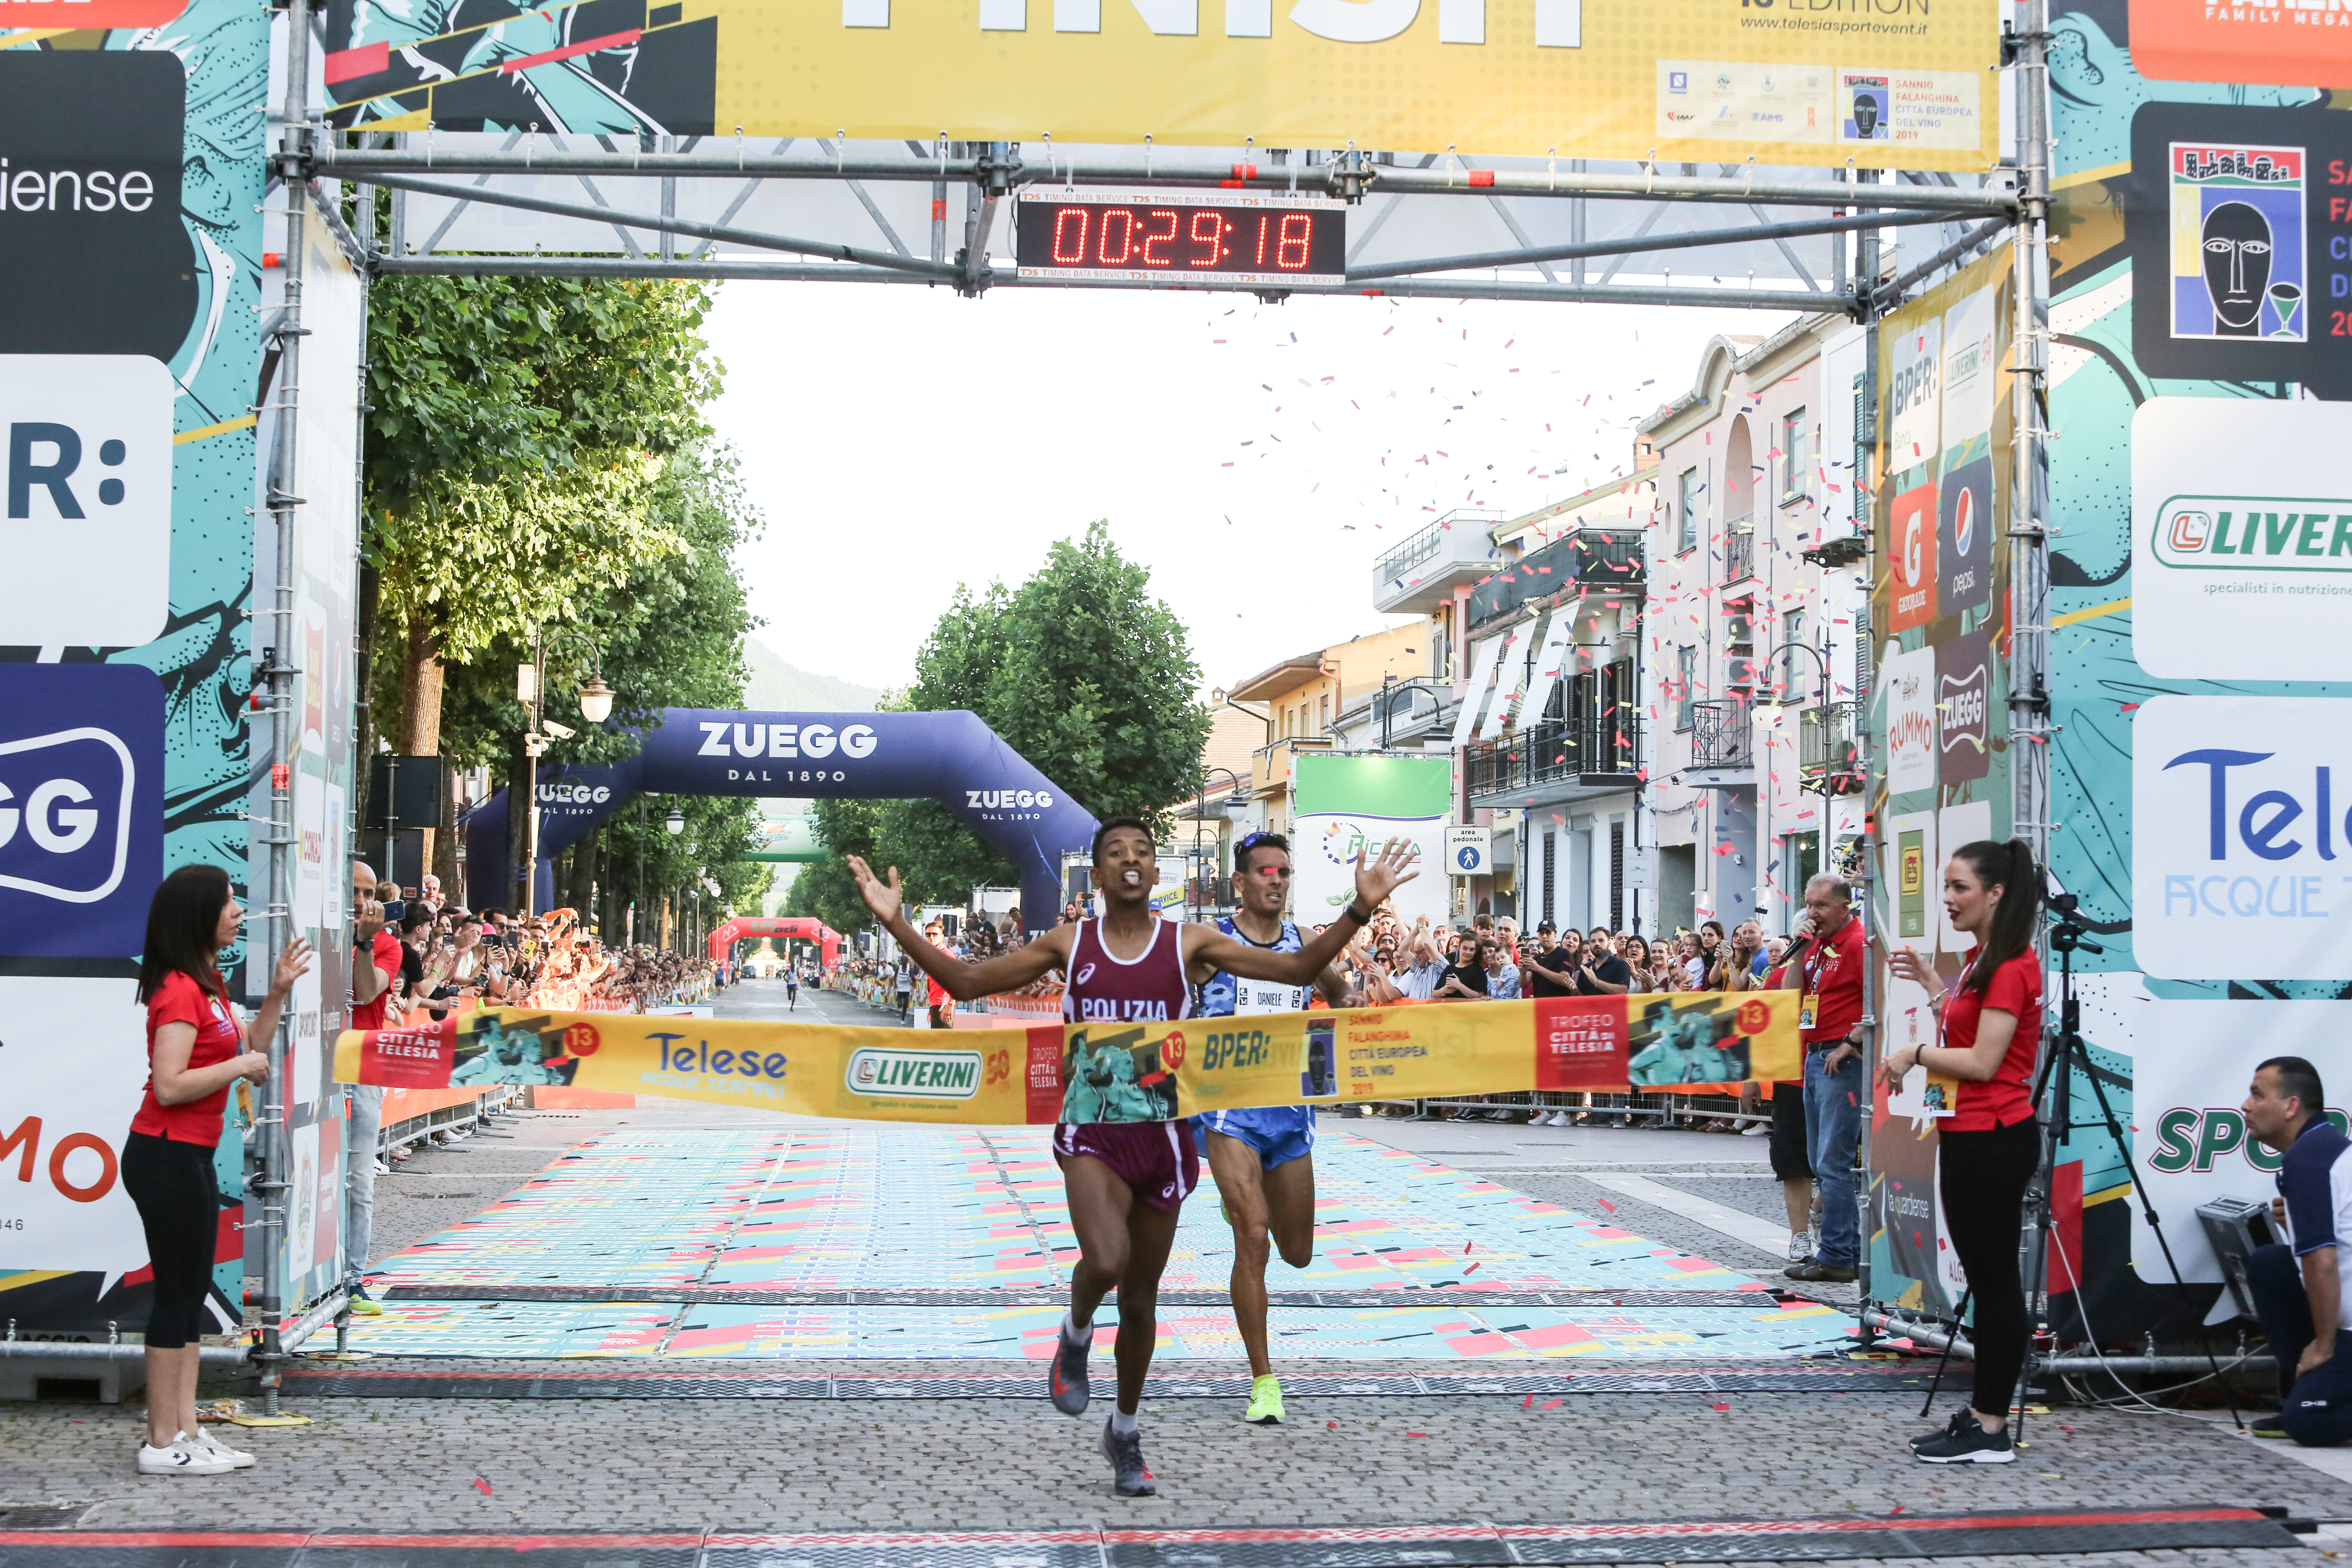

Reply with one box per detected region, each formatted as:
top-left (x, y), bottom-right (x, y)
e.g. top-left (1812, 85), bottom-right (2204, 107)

top-left (845, 856), bottom-right (904, 926)
top-left (1352, 837), bottom-right (1422, 909)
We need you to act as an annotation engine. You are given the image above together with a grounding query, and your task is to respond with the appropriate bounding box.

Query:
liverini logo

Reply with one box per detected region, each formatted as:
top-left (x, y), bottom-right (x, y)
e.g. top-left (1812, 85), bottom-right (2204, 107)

top-left (846, 1046), bottom-right (984, 1100)
top-left (2151, 500), bottom-right (2352, 572)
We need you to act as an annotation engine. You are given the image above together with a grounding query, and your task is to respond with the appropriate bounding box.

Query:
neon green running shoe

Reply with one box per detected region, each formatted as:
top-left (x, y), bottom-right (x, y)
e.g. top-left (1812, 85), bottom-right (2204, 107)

top-left (1243, 1374), bottom-right (1285, 1425)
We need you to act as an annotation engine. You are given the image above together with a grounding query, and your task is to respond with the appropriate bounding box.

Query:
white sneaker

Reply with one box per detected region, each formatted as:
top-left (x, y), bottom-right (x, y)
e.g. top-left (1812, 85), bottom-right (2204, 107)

top-left (1787, 1230), bottom-right (1814, 1264)
top-left (1740, 1121), bottom-right (1770, 1136)
top-left (137, 1433), bottom-right (234, 1476)
top-left (191, 1425), bottom-right (257, 1468)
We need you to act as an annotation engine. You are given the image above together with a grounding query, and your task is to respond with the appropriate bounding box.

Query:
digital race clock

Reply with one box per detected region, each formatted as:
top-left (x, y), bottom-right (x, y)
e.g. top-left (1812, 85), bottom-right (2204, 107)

top-left (1013, 186), bottom-right (1346, 288)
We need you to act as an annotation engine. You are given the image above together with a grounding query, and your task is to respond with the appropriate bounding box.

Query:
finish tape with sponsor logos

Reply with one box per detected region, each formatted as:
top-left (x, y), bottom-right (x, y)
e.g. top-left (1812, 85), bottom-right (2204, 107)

top-left (333, 992), bottom-right (1804, 1124)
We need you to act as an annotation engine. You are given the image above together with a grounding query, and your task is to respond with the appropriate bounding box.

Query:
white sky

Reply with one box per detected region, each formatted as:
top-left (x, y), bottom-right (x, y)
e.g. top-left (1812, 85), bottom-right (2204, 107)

top-left (705, 281), bottom-right (1802, 697)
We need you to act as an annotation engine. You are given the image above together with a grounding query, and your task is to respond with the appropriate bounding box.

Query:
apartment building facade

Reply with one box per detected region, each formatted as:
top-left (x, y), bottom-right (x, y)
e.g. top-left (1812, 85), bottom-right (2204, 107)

top-left (1637, 316), bottom-right (1871, 940)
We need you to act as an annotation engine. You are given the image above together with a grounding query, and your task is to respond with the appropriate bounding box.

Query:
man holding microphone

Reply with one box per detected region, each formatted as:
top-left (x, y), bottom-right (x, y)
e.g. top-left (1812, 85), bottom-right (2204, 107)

top-left (1785, 874), bottom-right (1864, 1285)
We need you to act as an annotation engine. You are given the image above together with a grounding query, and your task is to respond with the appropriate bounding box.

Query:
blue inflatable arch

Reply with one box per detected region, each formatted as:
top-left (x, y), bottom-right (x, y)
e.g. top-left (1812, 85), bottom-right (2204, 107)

top-left (461, 709), bottom-right (1099, 935)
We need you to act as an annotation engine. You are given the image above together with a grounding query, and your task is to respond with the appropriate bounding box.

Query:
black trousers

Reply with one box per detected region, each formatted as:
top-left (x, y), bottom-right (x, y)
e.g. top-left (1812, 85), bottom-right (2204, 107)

top-left (1937, 1116), bottom-right (2041, 1414)
top-left (2248, 1243), bottom-right (2352, 1446)
top-left (120, 1131), bottom-right (220, 1350)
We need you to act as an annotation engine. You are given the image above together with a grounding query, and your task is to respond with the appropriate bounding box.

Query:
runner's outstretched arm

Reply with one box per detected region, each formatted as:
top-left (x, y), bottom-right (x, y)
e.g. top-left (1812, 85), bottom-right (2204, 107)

top-left (847, 856), bottom-right (1071, 1000)
top-left (1191, 840), bottom-right (1420, 988)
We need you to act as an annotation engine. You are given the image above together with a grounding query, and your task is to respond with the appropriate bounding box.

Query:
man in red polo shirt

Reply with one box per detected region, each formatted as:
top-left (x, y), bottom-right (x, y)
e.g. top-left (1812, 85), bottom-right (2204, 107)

top-left (344, 860), bottom-right (398, 1309)
top-left (1786, 872), bottom-right (1865, 1283)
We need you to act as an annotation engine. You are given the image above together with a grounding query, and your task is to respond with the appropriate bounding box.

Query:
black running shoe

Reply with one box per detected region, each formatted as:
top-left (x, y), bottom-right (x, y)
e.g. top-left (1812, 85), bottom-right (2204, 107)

top-left (1100, 1418), bottom-right (1156, 1497)
top-left (1049, 1325), bottom-right (1092, 1416)
top-left (1913, 1416), bottom-right (2015, 1463)
top-left (1909, 1406), bottom-right (1974, 1452)
top-left (2250, 1410), bottom-right (2290, 1440)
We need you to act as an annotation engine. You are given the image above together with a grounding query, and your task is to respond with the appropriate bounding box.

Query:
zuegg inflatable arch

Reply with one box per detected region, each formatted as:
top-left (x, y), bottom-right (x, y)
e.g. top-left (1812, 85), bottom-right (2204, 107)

top-left (462, 709), bottom-right (1100, 937)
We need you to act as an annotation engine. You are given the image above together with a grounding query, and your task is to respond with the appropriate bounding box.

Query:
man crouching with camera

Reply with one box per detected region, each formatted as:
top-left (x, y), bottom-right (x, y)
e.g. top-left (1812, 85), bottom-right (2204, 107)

top-left (2243, 1056), bottom-right (2352, 1446)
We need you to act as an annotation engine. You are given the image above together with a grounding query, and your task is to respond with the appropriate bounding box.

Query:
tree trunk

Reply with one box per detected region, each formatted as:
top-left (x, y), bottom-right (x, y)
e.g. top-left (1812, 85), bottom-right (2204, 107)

top-left (395, 615), bottom-right (445, 873)
top-left (352, 562), bottom-right (381, 829)
top-left (504, 728), bottom-right (533, 918)
top-left (433, 761), bottom-right (461, 903)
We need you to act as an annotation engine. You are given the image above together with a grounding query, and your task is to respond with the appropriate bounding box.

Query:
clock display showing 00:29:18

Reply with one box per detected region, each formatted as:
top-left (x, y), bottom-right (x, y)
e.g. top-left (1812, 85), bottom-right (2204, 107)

top-left (1018, 200), bottom-right (1342, 276)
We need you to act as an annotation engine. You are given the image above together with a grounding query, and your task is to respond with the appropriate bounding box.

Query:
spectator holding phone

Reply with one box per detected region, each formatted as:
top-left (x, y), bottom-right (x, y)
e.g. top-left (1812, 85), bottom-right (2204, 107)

top-left (127, 865), bottom-right (311, 1475)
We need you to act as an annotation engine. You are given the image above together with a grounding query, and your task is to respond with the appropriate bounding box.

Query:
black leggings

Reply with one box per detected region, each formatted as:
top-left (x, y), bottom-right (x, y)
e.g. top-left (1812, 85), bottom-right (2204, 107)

top-left (120, 1131), bottom-right (220, 1350)
top-left (1937, 1116), bottom-right (2042, 1414)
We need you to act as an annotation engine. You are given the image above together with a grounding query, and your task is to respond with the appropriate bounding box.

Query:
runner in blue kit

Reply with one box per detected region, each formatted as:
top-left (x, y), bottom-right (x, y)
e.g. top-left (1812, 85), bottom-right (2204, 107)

top-left (1194, 830), bottom-right (1373, 1427)
top-left (849, 819), bottom-right (1419, 1498)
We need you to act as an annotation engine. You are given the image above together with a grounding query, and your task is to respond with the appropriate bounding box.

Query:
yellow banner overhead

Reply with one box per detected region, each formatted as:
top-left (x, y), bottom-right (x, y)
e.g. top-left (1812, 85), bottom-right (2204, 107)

top-left (322, 0), bottom-right (2002, 172)
top-left (333, 992), bottom-right (1805, 1123)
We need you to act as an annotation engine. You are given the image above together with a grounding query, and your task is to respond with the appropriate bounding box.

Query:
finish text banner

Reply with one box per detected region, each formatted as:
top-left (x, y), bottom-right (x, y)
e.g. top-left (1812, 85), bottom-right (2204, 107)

top-left (333, 992), bottom-right (1803, 1123)
top-left (321, 0), bottom-right (2001, 171)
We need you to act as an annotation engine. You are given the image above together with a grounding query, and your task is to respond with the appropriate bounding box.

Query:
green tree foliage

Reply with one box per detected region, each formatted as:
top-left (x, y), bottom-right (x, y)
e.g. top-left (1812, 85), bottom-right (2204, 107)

top-left (363, 276), bottom-right (721, 756)
top-left (785, 798), bottom-right (885, 937)
top-left (840, 522), bottom-right (1209, 908)
top-left (422, 438), bottom-right (772, 925)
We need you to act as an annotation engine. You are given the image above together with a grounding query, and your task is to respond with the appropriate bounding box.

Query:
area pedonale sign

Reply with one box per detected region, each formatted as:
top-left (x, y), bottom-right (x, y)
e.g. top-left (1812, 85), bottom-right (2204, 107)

top-left (321, 0), bottom-right (2002, 169)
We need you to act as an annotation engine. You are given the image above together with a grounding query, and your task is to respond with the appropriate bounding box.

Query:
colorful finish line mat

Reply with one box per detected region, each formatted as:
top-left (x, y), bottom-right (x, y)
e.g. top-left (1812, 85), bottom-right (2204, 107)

top-left (350, 1127), bottom-right (1851, 1361)
top-left (334, 992), bottom-right (1802, 1124)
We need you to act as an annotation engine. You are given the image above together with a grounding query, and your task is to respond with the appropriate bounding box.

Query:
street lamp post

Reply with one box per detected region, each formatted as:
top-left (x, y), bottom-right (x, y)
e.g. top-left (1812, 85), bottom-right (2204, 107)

top-left (512, 624), bottom-right (612, 919)
top-left (1192, 766), bottom-right (1243, 918)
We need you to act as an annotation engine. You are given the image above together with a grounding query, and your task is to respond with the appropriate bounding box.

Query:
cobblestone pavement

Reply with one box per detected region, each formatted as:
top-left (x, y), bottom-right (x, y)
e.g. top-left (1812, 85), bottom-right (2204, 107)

top-left (2, 985), bottom-right (2343, 1563)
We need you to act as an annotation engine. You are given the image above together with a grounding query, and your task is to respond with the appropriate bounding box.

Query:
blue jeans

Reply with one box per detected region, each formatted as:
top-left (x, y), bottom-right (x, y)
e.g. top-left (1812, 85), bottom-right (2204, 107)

top-left (2249, 1243), bottom-right (2352, 1446)
top-left (1803, 1047), bottom-right (1863, 1267)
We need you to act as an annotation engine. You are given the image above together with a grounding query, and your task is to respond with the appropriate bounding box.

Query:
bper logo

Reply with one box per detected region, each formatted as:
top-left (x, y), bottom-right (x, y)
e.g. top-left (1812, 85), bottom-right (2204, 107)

top-left (0, 355), bottom-right (173, 648)
top-left (2151, 498), bottom-right (2352, 572)
top-left (0, 664), bottom-right (164, 958)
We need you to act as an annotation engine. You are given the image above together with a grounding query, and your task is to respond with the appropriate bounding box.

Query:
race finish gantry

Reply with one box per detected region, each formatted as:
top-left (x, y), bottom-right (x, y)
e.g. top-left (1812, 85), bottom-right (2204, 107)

top-left (2, 0), bottom-right (2091, 1441)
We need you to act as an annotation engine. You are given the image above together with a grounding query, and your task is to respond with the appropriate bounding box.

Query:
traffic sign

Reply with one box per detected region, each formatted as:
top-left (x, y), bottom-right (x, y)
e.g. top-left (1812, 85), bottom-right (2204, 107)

top-left (1443, 826), bottom-right (1492, 877)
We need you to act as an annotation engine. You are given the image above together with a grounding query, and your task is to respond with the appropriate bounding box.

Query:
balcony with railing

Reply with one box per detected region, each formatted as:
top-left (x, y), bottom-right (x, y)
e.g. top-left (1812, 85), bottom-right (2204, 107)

top-left (1371, 509), bottom-right (1505, 615)
top-left (1724, 519), bottom-right (1757, 585)
top-left (1465, 713), bottom-right (1643, 802)
top-left (1690, 700), bottom-right (1755, 773)
top-left (1799, 700), bottom-right (1863, 794)
top-left (1465, 530), bottom-right (1646, 631)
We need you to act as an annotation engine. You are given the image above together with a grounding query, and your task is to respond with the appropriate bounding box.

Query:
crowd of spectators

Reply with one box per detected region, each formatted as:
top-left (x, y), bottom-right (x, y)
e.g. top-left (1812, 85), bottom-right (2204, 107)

top-left (356, 874), bottom-right (719, 1022)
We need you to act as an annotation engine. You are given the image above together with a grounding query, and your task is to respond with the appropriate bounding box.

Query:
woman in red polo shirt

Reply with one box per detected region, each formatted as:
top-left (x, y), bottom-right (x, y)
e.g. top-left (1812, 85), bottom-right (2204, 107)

top-left (1883, 837), bottom-right (2044, 1466)
top-left (128, 865), bottom-right (310, 1477)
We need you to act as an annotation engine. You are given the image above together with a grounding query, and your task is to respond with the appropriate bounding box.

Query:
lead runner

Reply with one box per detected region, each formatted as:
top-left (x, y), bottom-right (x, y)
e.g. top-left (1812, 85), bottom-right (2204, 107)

top-left (849, 820), bottom-right (1418, 1498)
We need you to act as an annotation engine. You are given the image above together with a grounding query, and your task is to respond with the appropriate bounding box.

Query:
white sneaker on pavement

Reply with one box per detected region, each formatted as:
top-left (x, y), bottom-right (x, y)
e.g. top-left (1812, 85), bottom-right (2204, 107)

top-left (1787, 1230), bottom-right (1814, 1264)
top-left (138, 1433), bottom-right (235, 1476)
top-left (191, 1425), bottom-right (257, 1468)
top-left (1740, 1121), bottom-right (1769, 1136)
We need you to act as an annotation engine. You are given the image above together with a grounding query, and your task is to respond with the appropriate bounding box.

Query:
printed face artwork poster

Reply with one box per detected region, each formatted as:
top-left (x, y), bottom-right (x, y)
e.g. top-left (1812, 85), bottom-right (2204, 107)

top-left (1868, 249), bottom-right (2015, 1318)
top-left (0, 7), bottom-right (285, 1337)
top-left (2003, 2), bottom-right (2352, 1344)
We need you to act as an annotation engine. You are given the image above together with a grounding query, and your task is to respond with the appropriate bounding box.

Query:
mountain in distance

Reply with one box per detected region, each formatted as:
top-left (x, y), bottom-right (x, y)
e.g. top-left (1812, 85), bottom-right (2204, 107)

top-left (740, 637), bottom-right (884, 713)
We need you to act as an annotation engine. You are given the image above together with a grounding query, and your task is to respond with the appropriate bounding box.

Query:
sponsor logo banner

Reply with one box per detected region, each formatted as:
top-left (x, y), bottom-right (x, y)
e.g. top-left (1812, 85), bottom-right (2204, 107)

top-left (336, 994), bottom-right (1805, 1121)
top-left (2132, 694), bottom-right (2352, 978)
top-left (0, 663), bottom-right (166, 960)
top-left (316, 0), bottom-right (2001, 171)
top-left (2132, 397), bottom-right (2352, 680)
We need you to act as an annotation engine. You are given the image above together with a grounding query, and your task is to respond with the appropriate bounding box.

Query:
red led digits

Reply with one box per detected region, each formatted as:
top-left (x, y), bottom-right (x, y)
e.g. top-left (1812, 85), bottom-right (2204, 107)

top-left (1277, 212), bottom-right (1312, 270)
top-left (1051, 207), bottom-right (1087, 264)
top-left (1141, 208), bottom-right (1180, 266)
top-left (1098, 208), bottom-right (1134, 264)
top-left (1188, 208), bottom-right (1223, 267)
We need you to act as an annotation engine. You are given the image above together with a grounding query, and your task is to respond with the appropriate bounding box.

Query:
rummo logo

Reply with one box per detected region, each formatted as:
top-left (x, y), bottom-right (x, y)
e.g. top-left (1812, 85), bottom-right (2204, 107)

top-left (846, 1045), bottom-right (984, 1100)
top-left (2150, 499), bottom-right (2352, 572)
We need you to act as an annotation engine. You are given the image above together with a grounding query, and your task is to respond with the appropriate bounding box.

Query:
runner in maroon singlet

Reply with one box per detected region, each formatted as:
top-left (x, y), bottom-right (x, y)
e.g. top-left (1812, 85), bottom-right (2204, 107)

top-left (849, 817), bottom-right (1417, 1498)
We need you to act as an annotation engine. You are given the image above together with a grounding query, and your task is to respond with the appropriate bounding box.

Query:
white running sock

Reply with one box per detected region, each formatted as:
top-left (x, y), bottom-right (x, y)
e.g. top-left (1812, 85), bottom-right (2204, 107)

top-left (1062, 1310), bottom-right (1091, 1343)
top-left (1110, 1409), bottom-right (1139, 1436)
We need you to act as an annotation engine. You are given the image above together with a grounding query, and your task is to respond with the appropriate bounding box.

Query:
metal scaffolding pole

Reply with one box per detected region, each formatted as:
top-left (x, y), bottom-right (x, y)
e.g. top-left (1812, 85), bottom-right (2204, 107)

top-left (252, 0), bottom-right (317, 1421)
